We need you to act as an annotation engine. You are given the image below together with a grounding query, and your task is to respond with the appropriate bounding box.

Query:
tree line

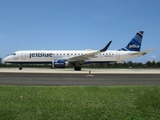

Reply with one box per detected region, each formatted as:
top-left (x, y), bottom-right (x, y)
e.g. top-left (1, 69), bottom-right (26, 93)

top-left (86, 61), bottom-right (160, 68)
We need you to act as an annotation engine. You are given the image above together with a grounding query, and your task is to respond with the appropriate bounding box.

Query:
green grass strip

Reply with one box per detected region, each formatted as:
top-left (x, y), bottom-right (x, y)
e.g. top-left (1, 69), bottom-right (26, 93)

top-left (0, 86), bottom-right (160, 120)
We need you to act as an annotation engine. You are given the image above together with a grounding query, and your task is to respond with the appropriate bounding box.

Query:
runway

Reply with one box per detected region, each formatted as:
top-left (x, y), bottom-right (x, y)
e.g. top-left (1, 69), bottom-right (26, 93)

top-left (0, 68), bottom-right (160, 86)
top-left (0, 68), bottom-right (160, 74)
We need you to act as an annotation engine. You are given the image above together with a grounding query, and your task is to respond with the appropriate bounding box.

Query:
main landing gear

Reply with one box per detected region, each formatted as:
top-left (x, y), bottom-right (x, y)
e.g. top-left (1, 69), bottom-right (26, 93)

top-left (74, 66), bottom-right (81, 71)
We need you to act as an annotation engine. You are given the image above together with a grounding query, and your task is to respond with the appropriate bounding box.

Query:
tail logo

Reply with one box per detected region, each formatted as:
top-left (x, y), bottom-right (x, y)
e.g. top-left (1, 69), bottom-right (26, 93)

top-left (129, 44), bottom-right (140, 49)
top-left (119, 31), bottom-right (144, 52)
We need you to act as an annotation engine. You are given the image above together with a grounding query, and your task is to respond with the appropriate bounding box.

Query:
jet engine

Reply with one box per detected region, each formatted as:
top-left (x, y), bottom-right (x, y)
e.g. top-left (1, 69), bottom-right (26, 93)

top-left (52, 59), bottom-right (68, 68)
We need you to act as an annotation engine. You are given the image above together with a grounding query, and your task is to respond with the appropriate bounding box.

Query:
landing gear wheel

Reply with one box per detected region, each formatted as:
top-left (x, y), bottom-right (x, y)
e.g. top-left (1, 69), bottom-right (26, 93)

top-left (19, 67), bottom-right (22, 70)
top-left (74, 66), bottom-right (81, 71)
top-left (19, 64), bottom-right (22, 70)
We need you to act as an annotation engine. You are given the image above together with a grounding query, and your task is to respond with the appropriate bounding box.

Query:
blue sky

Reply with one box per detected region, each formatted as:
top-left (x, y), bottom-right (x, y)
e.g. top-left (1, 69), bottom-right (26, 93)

top-left (0, 0), bottom-right (160, 63)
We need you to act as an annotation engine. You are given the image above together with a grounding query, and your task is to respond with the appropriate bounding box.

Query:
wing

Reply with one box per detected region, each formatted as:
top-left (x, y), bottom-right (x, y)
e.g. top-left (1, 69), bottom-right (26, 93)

top-left (131, 48), bottom-right (156, 56)
top-left (67, 41), bottom-right (112, 62)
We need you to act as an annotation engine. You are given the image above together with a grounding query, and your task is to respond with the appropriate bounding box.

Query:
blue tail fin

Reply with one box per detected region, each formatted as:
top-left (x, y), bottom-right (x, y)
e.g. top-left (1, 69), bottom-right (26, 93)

top-left (120, 31), bottom-right (143, 51)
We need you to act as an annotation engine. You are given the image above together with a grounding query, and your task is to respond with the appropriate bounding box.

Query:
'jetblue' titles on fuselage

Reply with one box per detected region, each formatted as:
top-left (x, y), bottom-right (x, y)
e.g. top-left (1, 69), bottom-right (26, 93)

top-left (29, 53), bottom-right (52, 58)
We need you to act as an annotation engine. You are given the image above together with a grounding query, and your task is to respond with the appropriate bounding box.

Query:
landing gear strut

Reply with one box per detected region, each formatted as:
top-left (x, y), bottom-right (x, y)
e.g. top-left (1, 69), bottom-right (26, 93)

top-left (19, 64), bottom-right (22, 70)
top-left (74, 66), bottom-right (81, 71)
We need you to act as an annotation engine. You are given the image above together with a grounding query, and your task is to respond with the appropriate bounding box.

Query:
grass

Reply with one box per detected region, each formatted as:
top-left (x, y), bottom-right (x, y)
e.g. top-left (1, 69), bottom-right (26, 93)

top-left (0, 86), bottom-right (160, 120)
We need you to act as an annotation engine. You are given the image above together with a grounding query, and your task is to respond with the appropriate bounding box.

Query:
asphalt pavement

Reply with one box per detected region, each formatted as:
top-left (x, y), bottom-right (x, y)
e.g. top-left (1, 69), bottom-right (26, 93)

top-left (0, 73), bottom-right (160, 86)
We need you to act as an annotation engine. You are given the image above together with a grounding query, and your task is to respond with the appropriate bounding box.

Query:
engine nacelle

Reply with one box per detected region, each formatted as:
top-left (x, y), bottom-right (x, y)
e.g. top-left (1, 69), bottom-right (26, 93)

top-left (52, 59), bottom-right (68, 68)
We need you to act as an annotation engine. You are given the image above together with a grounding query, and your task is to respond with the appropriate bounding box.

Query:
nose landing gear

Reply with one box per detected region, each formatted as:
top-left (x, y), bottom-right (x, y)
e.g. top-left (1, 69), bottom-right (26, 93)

top-left (19, 64), bottom-right (22, 70)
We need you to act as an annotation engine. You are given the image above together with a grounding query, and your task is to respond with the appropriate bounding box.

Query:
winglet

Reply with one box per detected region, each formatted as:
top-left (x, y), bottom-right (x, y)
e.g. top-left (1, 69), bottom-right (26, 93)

top-left (100, 41), bottom-right (112, 52)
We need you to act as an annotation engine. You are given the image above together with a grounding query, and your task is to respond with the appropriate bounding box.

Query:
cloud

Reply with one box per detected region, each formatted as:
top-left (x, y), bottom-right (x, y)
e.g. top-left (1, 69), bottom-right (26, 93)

top-left (146, 55), bottom-right (157, 61)
top-left (150, 55), bottom-right (157, 59)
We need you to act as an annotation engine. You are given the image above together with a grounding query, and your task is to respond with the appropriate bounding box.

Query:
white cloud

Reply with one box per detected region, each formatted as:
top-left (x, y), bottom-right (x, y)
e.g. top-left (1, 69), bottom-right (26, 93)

top-left (151, 55), bottom-right (157, 59)
top-left (146, 55), bottom-right (157, 62)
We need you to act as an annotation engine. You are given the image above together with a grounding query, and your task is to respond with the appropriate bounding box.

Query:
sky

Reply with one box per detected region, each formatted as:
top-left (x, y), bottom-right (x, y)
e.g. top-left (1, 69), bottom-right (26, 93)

top-left (0, 0), bottom-right (160, 63)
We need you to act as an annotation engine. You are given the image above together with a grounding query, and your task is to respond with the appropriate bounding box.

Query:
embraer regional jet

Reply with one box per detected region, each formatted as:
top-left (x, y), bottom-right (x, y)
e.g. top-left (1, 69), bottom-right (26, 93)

top-left (3, 31), bottom-right (155, 71)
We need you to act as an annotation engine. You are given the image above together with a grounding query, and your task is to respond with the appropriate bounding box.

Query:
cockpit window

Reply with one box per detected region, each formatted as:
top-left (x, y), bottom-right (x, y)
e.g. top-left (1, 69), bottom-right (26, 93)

top-left (10, 53), bottom-right (16, 55)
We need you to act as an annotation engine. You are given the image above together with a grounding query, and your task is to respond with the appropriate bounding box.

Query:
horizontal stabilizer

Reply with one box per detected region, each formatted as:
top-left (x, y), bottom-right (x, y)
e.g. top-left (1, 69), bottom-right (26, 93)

top-left (131, 48), bottom-right (156, 56)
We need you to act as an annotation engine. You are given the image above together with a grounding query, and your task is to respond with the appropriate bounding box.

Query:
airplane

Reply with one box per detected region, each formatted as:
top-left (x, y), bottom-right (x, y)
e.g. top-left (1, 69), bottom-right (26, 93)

top-left (3, 31), bottom-right (155, 71)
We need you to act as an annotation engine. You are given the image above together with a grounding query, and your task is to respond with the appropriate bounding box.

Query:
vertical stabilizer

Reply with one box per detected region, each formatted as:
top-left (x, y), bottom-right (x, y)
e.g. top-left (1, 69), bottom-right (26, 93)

top-left (120, 31), bottom-right (143, 51)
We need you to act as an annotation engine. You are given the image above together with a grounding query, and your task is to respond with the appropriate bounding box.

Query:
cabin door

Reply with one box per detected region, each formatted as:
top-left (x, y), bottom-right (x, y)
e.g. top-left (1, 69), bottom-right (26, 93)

top-left (21, 52), bottom-right (26, 60)
top-left (116, 51), bottom-right (120, 59)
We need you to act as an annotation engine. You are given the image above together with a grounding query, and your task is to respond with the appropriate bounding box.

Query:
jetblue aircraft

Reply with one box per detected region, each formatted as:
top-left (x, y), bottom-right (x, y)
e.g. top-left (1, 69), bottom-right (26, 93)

top-left (3, 31), bottom-right (155, 71)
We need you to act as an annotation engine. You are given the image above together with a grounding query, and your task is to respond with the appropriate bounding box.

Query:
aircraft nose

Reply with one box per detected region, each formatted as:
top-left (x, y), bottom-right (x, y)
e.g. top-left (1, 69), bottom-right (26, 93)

top-left (3, 57), bottom-right (9, 63)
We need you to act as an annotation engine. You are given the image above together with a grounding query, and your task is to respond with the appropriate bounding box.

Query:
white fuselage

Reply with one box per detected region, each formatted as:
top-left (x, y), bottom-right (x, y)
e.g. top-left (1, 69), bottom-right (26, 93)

top-left (4, 50), bottom-right (140, 64)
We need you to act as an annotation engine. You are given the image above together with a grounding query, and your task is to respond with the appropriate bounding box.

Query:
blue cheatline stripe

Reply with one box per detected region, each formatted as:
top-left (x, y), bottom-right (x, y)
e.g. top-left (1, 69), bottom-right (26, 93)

top-left (6, 61), bottom-right (114, 66)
